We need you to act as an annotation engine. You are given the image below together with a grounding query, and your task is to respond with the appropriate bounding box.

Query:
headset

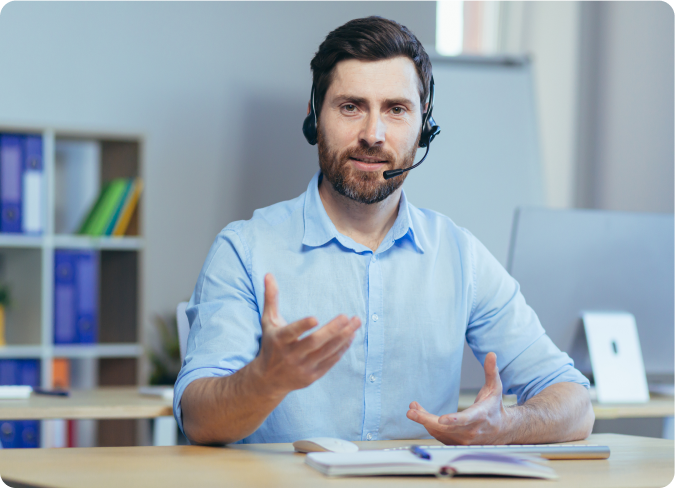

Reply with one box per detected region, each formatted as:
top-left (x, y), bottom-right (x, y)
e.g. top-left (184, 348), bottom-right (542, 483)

top-left (302, 76), bottom-right (441, 180)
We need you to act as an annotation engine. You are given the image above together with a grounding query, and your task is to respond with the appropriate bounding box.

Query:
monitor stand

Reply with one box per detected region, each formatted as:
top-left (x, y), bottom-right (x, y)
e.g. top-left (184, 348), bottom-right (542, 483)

top-left (570, 312), bottom-right (649, 404)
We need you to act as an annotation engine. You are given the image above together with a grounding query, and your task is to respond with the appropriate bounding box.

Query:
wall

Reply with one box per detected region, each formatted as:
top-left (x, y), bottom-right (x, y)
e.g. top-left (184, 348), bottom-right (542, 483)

top-left (0, 2), bottom-right (436, 370)
top-left (500, 1), bottom-right (582, 209)
top-left (574, 0), bottom-right (674, 439)
top-left (576, 1), bottom-right (674, 213)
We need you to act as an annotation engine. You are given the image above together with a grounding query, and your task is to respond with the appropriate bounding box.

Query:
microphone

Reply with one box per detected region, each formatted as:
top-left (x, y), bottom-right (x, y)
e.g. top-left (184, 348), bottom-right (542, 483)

top-left (382, 145), bottom-right (431, 180)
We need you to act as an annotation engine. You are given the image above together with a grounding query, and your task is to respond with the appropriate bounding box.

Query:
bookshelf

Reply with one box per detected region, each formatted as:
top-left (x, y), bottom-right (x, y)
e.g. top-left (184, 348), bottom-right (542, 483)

top-left (0, 124), bottom-right (145, 448)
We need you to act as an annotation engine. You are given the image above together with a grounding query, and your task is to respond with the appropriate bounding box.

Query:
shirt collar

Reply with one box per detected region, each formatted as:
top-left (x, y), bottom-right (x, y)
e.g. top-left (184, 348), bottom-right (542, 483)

top-left (302, 171), bottom-right (424, 254)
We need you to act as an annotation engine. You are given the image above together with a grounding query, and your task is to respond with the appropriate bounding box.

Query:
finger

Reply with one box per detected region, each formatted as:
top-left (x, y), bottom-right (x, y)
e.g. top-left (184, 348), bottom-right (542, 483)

top-left (302, 317), bottom-right (360, 362)
top-left (276, 316), bottom-right (319, 343)
top-left (261, 274), bottom-right (284, 327)
top-left (312, 335), bottom-right (355, 376)
top-left (438, 406), bottom-right (480, 426)
top-left (293, 314), bottom-right (355, 355)
top-left (406, 406), bottom-right (440, 426)
top-left (409, 401), bottom-right (429, 413)
top-left (483, 352), bottom-right (501, 389)
top-left (474, 384), bottom-right (494, 404)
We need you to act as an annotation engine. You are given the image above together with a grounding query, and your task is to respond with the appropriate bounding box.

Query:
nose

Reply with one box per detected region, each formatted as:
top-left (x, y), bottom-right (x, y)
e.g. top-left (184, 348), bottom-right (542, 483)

top-left (359, 112), bottom-right (386, 147)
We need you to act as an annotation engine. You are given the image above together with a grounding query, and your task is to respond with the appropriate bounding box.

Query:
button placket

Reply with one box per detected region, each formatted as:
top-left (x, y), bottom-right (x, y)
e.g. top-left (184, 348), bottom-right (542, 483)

top-left (362, 253), bottom-right (383, 441)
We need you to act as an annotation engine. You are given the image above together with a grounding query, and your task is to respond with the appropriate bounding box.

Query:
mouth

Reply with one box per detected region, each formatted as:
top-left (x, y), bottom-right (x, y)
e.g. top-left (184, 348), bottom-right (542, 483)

top-left (349, 157), bottom-right (387, 173)
top-left (349, 156), bottom-right (387, 164)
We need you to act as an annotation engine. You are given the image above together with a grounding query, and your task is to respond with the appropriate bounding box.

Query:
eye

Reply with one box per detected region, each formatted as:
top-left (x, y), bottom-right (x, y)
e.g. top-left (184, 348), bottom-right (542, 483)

top-left (391, 107), bottom-right (405, 115)
top-left (343, 104), bottom-right (357, 112)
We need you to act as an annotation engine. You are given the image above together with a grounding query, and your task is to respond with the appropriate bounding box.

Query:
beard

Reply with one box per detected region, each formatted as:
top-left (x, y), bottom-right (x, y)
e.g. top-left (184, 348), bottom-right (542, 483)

top-left (317, 126), bottom-right (420, 205)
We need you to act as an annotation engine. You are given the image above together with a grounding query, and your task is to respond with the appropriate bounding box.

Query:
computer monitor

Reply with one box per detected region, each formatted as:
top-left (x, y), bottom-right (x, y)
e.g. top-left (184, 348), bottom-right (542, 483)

top-left (506, 207), bottom-right (674, 381)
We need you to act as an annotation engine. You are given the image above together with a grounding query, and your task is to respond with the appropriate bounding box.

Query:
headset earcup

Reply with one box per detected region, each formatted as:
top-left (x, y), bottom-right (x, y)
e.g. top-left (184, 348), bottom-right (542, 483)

top-left (303, 112), bottom-right (318, 146)
top-left (419, 114), bottom-right (440, 148)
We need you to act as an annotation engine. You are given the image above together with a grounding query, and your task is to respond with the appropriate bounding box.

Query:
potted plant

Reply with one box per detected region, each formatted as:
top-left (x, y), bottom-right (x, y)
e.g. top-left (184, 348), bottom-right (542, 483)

top-left (148, 312), bottom-right (181, 386)
top-left (0, 285), bottom-right (11, 347)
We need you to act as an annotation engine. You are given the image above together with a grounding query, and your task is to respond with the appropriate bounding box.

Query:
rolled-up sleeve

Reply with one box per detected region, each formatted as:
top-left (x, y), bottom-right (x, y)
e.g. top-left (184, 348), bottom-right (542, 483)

top-left (464, 231), bottom-right (589, 404)
top-left (173, 227), bottom-right (261, 435)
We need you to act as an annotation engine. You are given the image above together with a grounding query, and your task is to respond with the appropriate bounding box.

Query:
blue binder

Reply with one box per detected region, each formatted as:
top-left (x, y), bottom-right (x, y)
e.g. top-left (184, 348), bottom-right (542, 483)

top-left (54, 250), bottom-right (77, 344)
top-left (0, 134), bottom-right (23, 233)
top-left (54, 250), bottom-right (99, 344)
top-left (21, 135), bottom-right (43, 235)
top-left (75, 250), bottom-right (99, 343)
top-left (0, 359), bottom-right (41, 448)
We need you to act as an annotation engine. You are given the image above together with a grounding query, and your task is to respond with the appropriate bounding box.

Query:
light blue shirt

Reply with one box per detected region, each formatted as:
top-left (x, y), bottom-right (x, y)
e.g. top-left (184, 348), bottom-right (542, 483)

top-left (174, 171), bottom-right (589, 443)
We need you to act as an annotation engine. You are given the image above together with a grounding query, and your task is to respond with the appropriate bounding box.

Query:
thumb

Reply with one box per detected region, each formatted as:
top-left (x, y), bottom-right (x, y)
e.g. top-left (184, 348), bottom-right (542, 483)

top-left (483, 352), bottom-right (501, 389)
top-left (262, 273), bottom-right (284, 327)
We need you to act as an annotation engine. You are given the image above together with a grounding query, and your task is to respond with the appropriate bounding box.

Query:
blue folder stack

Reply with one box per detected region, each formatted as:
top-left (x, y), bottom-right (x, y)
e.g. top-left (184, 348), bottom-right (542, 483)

top-left (0, 359), bottom-right (40, 448)
top-left (0, 133), bottom-right (43, 235)
top-left (54, 249), bottom-right (99, 344)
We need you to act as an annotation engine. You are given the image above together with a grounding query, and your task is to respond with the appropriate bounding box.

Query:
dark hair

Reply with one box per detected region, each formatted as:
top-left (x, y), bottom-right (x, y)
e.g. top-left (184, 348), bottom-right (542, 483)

top-left (310, 16), bottom-right (432, 119)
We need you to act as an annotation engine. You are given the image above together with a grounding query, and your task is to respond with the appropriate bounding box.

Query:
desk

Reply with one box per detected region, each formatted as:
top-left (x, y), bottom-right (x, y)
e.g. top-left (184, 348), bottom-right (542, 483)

top-left (0, 387), bottom-right (175, 446)
top-left (0, 434), bottom-right (671, 488)
top-left (458, 393), bottom-right (675, 419)
top-left (2, 390), bottom-right (669, 421)
top-left (0, 387), bottom-right (172, 420)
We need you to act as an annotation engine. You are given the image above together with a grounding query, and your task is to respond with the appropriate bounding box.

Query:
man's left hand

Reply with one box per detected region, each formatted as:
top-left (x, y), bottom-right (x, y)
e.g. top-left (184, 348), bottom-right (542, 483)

top-left (406, 352), bottom-right (514, 445)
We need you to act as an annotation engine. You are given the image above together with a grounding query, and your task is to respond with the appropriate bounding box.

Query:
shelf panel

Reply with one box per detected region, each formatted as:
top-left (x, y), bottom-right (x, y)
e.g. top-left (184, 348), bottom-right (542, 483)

top-left (0, 345), bottom-right (45, 358)
top-left (52, 235), bottom-right (143, 251)
top-left (51, 344), bottom-right (143, 358)
top-left (0, 235), bottom-right (144, 250)
top-left (0, 235), bottom-right (44, 249)
top-left (0, 344), bottom-right (144, 359)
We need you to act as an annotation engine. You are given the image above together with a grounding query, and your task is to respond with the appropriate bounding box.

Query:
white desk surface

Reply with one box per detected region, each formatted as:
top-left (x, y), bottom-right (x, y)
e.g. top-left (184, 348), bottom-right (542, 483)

top-left (0, 387), bottom-right (669, 421)
top-left (0, 386), bottom-right (172, 420)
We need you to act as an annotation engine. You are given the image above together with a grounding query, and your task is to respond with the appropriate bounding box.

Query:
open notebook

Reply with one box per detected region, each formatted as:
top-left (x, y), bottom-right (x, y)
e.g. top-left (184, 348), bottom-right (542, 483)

top-left (306, 449), bottom-right (557, 479)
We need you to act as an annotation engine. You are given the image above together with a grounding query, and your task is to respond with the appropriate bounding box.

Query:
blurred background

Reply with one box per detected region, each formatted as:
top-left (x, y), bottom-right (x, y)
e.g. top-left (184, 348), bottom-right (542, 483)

top-left (0, 1), bottom-right (672, 447)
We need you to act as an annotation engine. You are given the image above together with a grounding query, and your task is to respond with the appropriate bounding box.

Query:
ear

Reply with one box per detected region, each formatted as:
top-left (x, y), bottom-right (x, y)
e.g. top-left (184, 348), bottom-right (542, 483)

top-left (307, 102), bottom-right (312, 116)
top-left (423, 102), bottom-right (429, 116)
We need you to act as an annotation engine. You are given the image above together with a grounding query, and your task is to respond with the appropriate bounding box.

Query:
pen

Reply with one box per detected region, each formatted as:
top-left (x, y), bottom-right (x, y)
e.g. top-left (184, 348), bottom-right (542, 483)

top-left (409, 445), bottom-right (431, 460)
top-left (33, 387), bottom-right (70, 397)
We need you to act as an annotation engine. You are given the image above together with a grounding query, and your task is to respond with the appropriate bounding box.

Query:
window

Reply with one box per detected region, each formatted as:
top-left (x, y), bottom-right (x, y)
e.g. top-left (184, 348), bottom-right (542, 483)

top-left (436, 1), bottom-right (502, 56)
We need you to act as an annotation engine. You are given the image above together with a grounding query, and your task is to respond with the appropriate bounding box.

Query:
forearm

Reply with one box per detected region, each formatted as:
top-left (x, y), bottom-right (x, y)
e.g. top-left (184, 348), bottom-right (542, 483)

top-left (181, 358), bottom-right (286, 445)
top-left (504, 382), bottom-right (595, 444)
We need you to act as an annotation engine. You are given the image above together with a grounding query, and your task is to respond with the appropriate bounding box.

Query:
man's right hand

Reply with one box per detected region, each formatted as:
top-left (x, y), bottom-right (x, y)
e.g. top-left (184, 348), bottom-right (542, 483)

top-left (251, 273), bottom-right (361, 395)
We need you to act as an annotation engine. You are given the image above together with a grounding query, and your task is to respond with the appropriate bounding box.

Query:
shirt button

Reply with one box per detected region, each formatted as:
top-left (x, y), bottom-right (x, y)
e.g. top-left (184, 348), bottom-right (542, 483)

top-left (369, 374), bottom-right (376, 383)
top-left (366, 433), bottom-right (373, 440)
top-left (372, 314), bottom-right (378, 322)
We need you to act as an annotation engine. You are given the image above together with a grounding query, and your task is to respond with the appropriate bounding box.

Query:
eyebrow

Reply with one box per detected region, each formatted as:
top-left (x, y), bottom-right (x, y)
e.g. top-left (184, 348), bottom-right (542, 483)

top-left (331, 95), bottom-right (416, 108)
top-left (383, 97), bottom-right (416, 108)
top-left (331, 95), bottom-right (368, 107)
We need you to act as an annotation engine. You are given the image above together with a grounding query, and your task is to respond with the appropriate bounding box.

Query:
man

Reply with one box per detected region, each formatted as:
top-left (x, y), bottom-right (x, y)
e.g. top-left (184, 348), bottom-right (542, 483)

top-left (176, 16), bottom-right (594, 446)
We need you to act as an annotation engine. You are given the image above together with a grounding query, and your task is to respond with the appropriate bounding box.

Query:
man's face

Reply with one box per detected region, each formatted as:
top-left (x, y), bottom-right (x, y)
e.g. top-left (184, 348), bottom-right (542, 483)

top-left (317, 56), bottom-right (423, 204)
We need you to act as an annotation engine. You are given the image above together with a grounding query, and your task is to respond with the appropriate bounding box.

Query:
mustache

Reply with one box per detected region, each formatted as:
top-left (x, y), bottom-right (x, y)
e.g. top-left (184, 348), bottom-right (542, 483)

top-left (341, 145), bottom-right (395, 163)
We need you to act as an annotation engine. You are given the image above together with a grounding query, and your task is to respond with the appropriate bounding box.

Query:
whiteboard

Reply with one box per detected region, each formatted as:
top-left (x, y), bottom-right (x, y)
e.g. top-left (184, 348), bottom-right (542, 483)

top-left (402, 55), bottom-right (544, 266)
top-left (401, 55), bottom-right (545, 389)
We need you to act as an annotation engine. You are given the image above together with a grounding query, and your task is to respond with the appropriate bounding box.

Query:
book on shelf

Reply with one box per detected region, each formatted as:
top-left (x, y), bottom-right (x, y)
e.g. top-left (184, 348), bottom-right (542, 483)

top-left (52, 358), bottom-right (69, 390)
top-left (111, 179), bottom-right (143, 236)
top-left (54, 249), bottom-right (99, 344)
top-left (52, 358), bottom-right (77, 448)
top-left (0, 133), bottom-right (43, 235)
top-left (78, 177), bottom-right (142, 237)
top-left (0, 134), bottom-right (23, 233)
top-left (22, 135), bottom-right (43, 235)
top-left (0, 359), bottom-right (40, 448)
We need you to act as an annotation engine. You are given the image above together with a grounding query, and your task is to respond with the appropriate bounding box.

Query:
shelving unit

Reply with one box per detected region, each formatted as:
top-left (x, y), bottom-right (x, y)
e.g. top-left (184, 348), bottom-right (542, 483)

top-left (0, 124), bottom-right (145, 447)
